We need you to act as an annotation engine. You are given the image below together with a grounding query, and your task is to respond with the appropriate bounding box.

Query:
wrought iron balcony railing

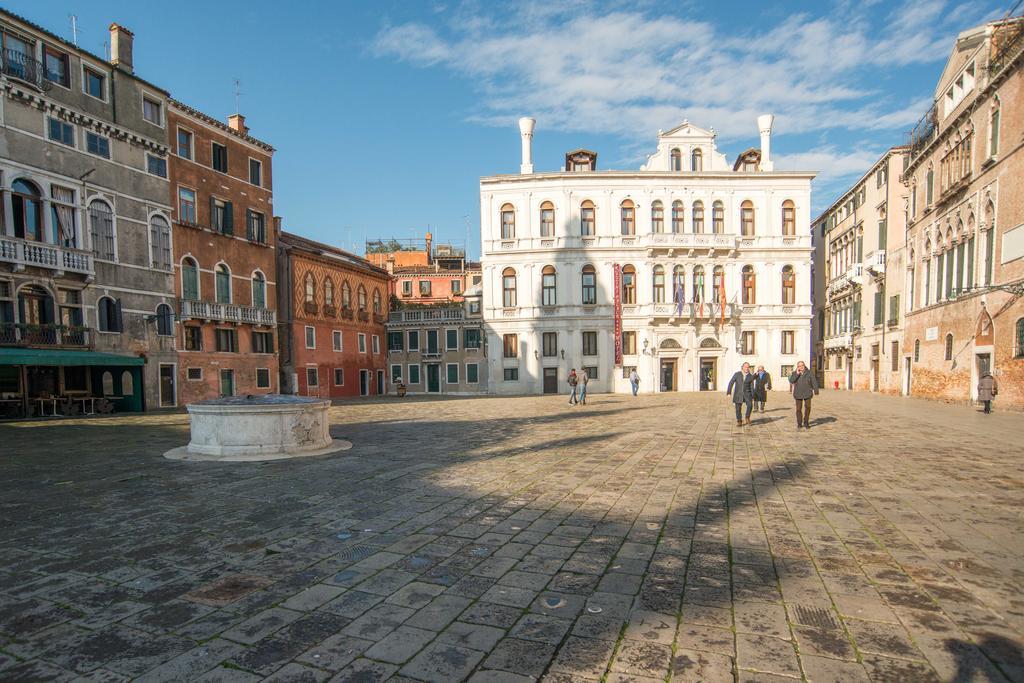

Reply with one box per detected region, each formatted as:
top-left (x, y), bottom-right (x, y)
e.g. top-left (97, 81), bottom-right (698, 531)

top-left (0, 323), bottom-right (91, 348)
top-left (2, 48), bottom-right (49, 91)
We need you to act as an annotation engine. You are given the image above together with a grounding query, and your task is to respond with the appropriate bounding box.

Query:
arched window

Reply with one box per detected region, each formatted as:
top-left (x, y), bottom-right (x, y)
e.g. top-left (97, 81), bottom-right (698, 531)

top-left (984, 200), bottom-right (995, 286)
top-left (1015, 318), bottom-right (1024, 358)
top-left (215, 264), bottom-right (231, 304)
top-left (304, 273), bottom-right (315, 303)
top-left (252, 271), bottom-right (266, 309)
top-left (652, 265), bottom-right (665, 303)
top-left (357, 285), bottom-right (367, 311)
top-left (741, 200), bottom-right (755, 236)
top-left (691, 148), bottom-right (703, 172)
top-left (914, 339), bottom-right (920, 362)
top-left (620, 200), bottom-right (635, 236)
top-left (150, 215), bottom-right (171, 270)
top-left (341, 281), bottom-right (352, 308)
top-left (182, 257), bottom-right (199, 301)
top-left (944, 333), bottom-right (953, 361)
top-left (102, 371), bottom-right (114, 395)
top-left (712, 201), bottom-right (724, 233)
top-left (781, 265), bottom-right (795, 304)
top-left (373, 289), bottom-right (382, 314)
top-left (541, 265), bottom-right (557, 306)
top-left (926, 165), bottom-right (934, 205)
top-left (580, 200), bottom-right (596, 236)
top-left (324, 278), bottom-right (335, 307)
top-left (502, 267), bottom-right (517, 307)
top-left (692, 266), bottom-right (705, 303)
top-left (692, 201), bottom-right (704, 234)
top-left (712, 266), bottom-right (724, 302)
top-left (12, 179), bottom-right (43, 242)
top-left (651, 201), bottom-right (664, 233)
top-left (121, 371), bottom-right (134, 396)
top-left (742, 265), bottom-right (756, 304)
top-left (539, 201), bottom-right (555, 237)
top-left (500, 203), bottom-right (515, 239)
top-left (97, 296), bottom-right (122, 332)
top-left (989, 100), bottom-right (1001, 156)
top-left (581, 265), bottom-right (596, 305)
top-left (621, 265), bottom-right (636, 304)
top-left (18, 285), bottom-right (54, 326)
top-left (88, 199), bottom-right (115, 260)
top-left (670, 148), bottom-right (682, 171)
top-left (671, 201), bottom-right (684, 234)
top-left (781, 200), bottom-right (795, 236)
top-left (673, 266), bottom-right (685, 303)
top-left (155, 303), bottom-right (173, 336)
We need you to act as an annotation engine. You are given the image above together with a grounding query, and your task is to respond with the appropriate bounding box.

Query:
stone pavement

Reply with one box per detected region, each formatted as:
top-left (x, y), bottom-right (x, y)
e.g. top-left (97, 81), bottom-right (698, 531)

top-left (0, 391), bottom-right (1022, 682)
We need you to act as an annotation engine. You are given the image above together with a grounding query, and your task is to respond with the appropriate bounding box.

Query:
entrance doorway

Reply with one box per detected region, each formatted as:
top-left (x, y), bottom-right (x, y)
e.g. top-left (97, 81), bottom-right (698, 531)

top-left (699, 358), bottom-right (717, 391)
top-left (543, 367), bottom-right (558, 394)
top-left (219, 369), bottom-right (234, 397)
top-left (376, 370), bottom-right (385, 396)
top-left (660, 359), bottom-right (676, 391)
top-left (426, 364), bottom-right (440, 393)
top-left (846, 360), bottom-right (853, 390)
top-left (359, 369), bottom-right (369, 396)
top-left (903, 357), bottom-right (912, 396)
top-left (159, 364), bottom-right (175, 407)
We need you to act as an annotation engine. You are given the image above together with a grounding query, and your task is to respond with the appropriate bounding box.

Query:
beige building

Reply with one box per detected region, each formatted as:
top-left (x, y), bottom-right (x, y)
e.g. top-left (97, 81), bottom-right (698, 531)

top-left (813, 148), bottom-right (909, 394)
top-left (902, 17), bottom-right (1024, 409)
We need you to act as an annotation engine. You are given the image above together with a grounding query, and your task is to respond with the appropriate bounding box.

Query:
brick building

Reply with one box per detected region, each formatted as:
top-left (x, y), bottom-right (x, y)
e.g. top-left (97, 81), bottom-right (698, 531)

top-left (277, 232), bottom-right (390, 397)
top-left (901, 17), bottom-right (1024, 409)
top-left (167, 101), bottom-right (277, 402)
top-left (367, 233), bottom-right (481, 305)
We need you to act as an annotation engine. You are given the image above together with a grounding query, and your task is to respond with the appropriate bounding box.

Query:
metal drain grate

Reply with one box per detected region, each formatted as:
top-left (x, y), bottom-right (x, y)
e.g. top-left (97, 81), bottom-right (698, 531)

top-left (336, 545), bottom-right (376, 562)
top-left (793, 604), bottom-right (838, 629)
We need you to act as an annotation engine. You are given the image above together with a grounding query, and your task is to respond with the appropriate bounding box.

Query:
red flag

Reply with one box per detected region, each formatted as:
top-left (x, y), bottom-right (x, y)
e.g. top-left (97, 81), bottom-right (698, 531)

top-left (720, 276), bottom-right (726, 325)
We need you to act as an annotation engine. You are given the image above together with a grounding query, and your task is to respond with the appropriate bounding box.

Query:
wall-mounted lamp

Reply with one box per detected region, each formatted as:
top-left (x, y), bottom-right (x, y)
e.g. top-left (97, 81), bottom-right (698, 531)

top-left (560, 349), bottom-right (565, 359)
top-left (534, 349), bottom-right (539, 359)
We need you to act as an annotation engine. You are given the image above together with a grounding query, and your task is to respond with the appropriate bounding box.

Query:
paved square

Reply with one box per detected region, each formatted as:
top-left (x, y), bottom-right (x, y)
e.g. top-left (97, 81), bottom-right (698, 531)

top-left (0, 392), bottom-right (1022, 682)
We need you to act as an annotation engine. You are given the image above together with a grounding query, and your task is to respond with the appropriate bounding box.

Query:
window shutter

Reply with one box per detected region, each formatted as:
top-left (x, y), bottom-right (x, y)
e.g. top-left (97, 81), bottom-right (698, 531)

top-left (209, 196), bottom-right (217, 231)
top-left (224, 202), bottom-right (234, 235)
top-left (114, 298), bottom-right (123, 332)
top-left (246, 209), bottom-right (253, 241)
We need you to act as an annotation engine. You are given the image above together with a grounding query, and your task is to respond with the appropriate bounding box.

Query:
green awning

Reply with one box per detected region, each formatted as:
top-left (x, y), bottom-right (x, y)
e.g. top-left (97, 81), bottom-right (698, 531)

top-left (0, 348), bottom-right (145, 367)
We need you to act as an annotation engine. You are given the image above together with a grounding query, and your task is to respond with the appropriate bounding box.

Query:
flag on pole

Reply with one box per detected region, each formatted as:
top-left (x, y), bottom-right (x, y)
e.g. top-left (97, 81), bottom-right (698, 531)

top-left (719, 276), bottom-right (727, 326)
top-left (674, 276), bottom-right (684, 317)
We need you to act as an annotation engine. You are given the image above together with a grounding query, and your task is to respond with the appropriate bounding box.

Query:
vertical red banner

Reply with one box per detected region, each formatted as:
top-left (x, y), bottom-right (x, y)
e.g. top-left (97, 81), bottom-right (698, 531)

top-left (613, 263), bottom-right (622, 366)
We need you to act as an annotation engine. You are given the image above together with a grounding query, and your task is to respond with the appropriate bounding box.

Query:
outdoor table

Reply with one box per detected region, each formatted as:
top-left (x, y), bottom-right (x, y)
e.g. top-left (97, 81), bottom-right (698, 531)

top-left (34, 398), bottom-right (59, 417)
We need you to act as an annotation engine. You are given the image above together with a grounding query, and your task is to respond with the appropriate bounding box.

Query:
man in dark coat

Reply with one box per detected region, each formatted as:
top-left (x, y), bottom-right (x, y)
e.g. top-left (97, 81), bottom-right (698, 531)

top-left (753, 364), bottom-right (772, 413)
top-left (726, 362), bottom-right (755, 426)
top-left (788, 360), bottom-right (819, 429)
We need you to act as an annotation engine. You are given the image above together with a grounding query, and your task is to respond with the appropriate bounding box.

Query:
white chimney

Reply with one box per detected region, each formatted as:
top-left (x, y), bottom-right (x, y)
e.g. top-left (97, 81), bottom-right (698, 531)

top-left (518, 117), bottom-right (536, 174)
top-left (757, 114), bottom-right (774, 171)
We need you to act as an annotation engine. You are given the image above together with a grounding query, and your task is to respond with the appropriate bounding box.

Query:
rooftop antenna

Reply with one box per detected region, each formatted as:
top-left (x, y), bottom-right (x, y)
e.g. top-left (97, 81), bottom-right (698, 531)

top-left (233, 79), bottom-right (242, 114)
top-left (69, 15), bottom-right (78, 46)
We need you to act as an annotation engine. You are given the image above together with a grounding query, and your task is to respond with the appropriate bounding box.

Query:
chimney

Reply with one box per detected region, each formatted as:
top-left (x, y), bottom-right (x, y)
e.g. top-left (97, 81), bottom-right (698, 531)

top-left (109, 24), bottom-right (134, 73)
top-left (425, 231), bottom-right (433, 265)
top-left (757, 114), bottom-right (774, 171)
top-left (228, 113), bottom-right (248, 136)
top-left (385, 255), bottom-right (395, 275)
top-left (273, 216), bottom-right (282, 237)
top-left (518, 117), bottom-right (536, 174)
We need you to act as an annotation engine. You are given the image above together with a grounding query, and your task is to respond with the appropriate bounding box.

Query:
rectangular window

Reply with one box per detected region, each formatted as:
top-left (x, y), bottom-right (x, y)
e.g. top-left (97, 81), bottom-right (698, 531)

top-left (503, 368), bottom-right (519, 381)
top-left (249, 158), bottom-right (262, 186)
top-left (408, 364), bottom-right (421, 384)
top-left (184, 326), bottom-right (202, 351)
top-left (44, 46), bottom-right (70, 87)
top-left (186, 367), bottom-right (202, 380)
top-left (468, 300), bottom-right (481, 315)
top-left (215, 328), bottom-right (238, 352)
top-left (781, 330), bottom-right (795, 354)
top-left (84, 67), bottom-right (105, 99)
top-left (142, 96), bottom-right (163, 125)
top-left (402, 281), bottom-right (412, 296)
top-left (446, 329), bottom-right (458, 351)
top-left (583, 365), bottom-right (599, 380)
top-left (464, 328), bottom-right (481, 349)
top-left (407, 330), bottom-right (420, 351)
top-left (256, 368), bottom-right (271, 388)
top-left (419, 281), bottom-right (432, 296)
top-left (452, 279), bottom-right (462, 294)
top-left (391, 364), bottom-right (403, 382)
top-left (741, 331), bottom-right (755, 355)
top-left (874, 290), bottom-right (884, 326)
top-left (388, 331), bottom-right (403, 351)
top-left (622, 331), bottom-right (636, 356)
top-left (86, 132), bottom-right (110, 158)
top-left (467, 363), bottom-right (479, 384)
top-left (247, 210), bottom-right (266, 243)
top-left (212, 142), bottom-right (228, 173)
top-left (446, 363), bottom-right (459, 384)
top-left (358, 333), bottom-right (367, 353)
top-left (147, 154), bottom-right (167, 178)
top-left (177, 128), bottom-right (193, 159)
top-left (542, 332), bottom-right (557, 357)
top-left (781, 364), bottom-right (794, 378)
top-left (889, 295), bottom-right (899, 323)
top-left (582, 331), bottom-right (598, 356)
top-left (891, 341), bottom-right (900, 371)
top-left (372, 335), bottom-right (380, 354)
top-left (176, 188), bottom-right (196, 225)
top-left (878, 219), bottom-right (887, 250)
top-left (252, 331), bottom-right (274, 353)
top-left (334, 368), bottom-right (345, 386)
top-left (332, 330), bottom-right (343, 351)
top-left (306, 368), bottom-right (319, 387)
top-left (305, 326), bottom-right (316, 349)
top-left (503, 334), bottom-right (518, 358)
top-left (211, 198), bottom-right (232, 234)
top-left (47, 117), bottom-right (74, 146)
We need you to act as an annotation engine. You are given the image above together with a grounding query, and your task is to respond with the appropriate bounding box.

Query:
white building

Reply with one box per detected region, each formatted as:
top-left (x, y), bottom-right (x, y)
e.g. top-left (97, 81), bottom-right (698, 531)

top-left (480, 116), bottom-right (816, 395)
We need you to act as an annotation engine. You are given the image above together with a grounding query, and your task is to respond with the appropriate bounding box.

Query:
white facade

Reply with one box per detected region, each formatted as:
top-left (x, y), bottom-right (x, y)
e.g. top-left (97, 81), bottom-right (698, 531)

top-left (480, 118), bottom-right (816, 395)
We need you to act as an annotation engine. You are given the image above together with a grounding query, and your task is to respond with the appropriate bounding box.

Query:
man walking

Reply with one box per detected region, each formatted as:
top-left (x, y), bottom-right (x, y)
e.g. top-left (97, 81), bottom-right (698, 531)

top-left (978, 372), bottom-right (998, 413)
top-left (567, 368), bottom-right (579, 406)
top-left (753, 365), bottom-right (772, 413)
top-left (629, 368), bottom-right (640, 396)
top-left (789, 361), bottom-right (819, 428)
top-left (726, 362), bottom-right (755, 426)
top-left (579, 368), bottom-right (589, 405)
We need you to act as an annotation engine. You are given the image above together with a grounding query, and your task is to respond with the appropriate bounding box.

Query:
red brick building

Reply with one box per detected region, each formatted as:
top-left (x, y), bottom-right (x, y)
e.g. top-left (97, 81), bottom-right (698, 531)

top-left (277, 232), bottom-right (390, 397)
top-left (367, 233), bottom-right (481, 305)
top-left (167, 102), bottom-right (278, 403)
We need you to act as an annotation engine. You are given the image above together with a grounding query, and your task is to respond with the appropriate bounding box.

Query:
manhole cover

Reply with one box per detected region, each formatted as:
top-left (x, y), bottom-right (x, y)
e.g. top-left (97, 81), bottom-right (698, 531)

top-left (184, 575), bottom-right (272, 607)
top-left (587, 606), bottom-right (603, 614)
top-left (337, 545), bottom-right (376, 562)
top-left (793, 605), bottom-right (838, 629)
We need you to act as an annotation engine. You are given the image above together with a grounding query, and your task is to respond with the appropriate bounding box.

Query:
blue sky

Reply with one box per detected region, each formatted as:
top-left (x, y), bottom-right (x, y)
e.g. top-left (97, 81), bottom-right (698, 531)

top-left (11, 0), bottom-right (1007, 258)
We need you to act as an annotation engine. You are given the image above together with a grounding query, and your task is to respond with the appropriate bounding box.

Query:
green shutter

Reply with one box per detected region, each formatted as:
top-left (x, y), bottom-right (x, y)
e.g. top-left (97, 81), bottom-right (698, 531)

top-left (209, 195), bottom-right (217, 231)
top-left (224, 202), bottom-right (234, 235)
top-left (246, 209), bottom-right (253, 241)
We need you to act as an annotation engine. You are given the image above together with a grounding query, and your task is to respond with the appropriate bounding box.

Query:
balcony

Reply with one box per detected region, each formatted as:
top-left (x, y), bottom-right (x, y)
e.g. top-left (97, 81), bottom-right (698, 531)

top-left (641, 232), bottom-right (739, 252)
top-left (2, 48), bottom-right (50, 91)
top-left (0, 323), bottom-right (92, 348)
top-left (637, 301), bottom-right (737, 321)
top-left (0, 237), bottom-right (94, 277)
top-left (865, 251), bottom-right (886, 276)
top-left (823, 335), bottom-right (853, 350)
top-left (388, 308), bottom-right (465, 325)
top-left (179, 299), bottom-right (276, 326)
